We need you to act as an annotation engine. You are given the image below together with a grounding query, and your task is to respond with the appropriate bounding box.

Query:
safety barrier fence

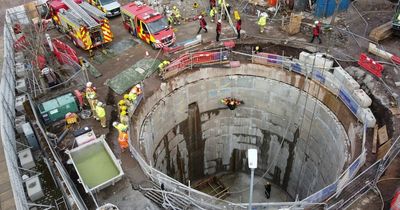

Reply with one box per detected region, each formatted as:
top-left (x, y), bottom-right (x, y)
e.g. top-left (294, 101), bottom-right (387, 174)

top-left (0, 15), bottom-right (29, 210)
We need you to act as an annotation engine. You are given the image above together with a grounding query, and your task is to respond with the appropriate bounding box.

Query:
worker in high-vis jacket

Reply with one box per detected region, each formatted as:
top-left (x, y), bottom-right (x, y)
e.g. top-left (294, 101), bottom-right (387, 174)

top-left (209, 7), bottom-right (216, 22)
top-left (113, 121), bottom-right (129, 151)
top-left (123, 94), bottom-right (132, 107)
top-left (158, 60), bottom-right (170, 73)
top-left (172, 6), bottom-right (181, 25)
top-left (120, 111), bottom-right (129, 125)
top-left (113, 121), bottom-right (128, 132)
top-left (95, 101), bottom-right (107, 128)
top-left (258, 13), bottom-right (268, 34)
top-left (85, 82), bottom-right (97, 116)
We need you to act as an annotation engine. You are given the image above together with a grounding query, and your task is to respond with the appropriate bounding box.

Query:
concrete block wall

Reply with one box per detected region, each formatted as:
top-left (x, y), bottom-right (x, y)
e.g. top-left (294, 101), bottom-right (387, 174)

top-left (141, 75), bottom-right (350, 199)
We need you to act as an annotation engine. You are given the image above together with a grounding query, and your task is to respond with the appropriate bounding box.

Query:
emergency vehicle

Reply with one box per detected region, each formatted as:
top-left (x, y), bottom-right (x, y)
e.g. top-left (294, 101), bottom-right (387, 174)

top-left (121, 2), bottom-right (175, 49)
top-left (48, 0), bottom-right (113, 50)
top-left (86, 0), bottom-right (121, 17)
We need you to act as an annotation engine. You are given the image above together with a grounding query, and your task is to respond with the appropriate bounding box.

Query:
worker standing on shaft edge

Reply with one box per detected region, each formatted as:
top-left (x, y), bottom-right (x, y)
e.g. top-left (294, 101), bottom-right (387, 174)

top-left (96, 101), bottom-right (107, 128)
top-left (258, 12), bottom-right (268, 34)
top-left (310, 20), bottom-right (322, 44)
top-left (113, 122), bottom-right (129, 151)
top-left (236, 18), bottom-right (241, 39)
top-left (216, 19), bottom-right (222, 42)
top-left (85, 82), bottom-right (97, 117)
top-left (197, 15), bottom-right (208, 34)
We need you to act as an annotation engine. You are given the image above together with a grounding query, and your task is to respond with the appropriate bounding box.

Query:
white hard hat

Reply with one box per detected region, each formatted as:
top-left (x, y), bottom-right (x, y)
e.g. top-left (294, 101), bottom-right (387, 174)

top-left (173, 6), bottom-right (176, 9)
top-left (314, 20), bottom-right (319, 25)
top-left (97, 101), bottom-right (103, 106)
top-left (136, 84), bottom-right (141, 88)
top-left (86, 82), bottom-right (92, 87)
top-left (199, 15), bottom-right (202, 19)
top-left (112, 122), bottom-right (118, 127)
top-left (218, 19), bottom-right (221, 23)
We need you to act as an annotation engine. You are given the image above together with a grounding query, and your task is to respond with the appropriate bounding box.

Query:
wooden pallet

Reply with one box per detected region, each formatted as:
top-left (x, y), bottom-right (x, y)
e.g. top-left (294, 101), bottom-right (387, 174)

top-left (369, 21), bottom-right (393, 42)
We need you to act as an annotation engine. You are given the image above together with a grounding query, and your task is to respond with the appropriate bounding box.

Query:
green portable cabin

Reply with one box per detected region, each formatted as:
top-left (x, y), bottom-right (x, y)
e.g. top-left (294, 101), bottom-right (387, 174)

top-left (38, 93), bottom-right (78, 124)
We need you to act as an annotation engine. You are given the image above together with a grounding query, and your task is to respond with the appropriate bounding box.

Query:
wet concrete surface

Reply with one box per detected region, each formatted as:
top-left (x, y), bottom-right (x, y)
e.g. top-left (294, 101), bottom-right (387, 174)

top-left (219, 172), bottom-right (292, 203)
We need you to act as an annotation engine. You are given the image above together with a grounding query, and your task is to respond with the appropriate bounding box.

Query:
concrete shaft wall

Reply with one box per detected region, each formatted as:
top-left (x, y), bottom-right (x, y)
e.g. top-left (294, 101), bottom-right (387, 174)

top-left (133, 64), bottom-right (360, 200)
top-left (143, 76), bottom-right (349, 199)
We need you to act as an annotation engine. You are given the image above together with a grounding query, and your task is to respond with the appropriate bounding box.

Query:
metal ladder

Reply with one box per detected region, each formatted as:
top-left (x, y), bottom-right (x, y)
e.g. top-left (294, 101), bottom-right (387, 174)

top-left (79, 2), bottom-right (106, 21)
top-left (62, 0), bottom-right (99, 28)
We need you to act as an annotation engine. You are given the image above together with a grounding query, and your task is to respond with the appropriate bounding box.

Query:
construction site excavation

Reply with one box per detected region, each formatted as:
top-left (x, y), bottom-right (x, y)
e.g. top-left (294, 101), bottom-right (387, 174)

top-left (1, 0), bottom-right (400, 209)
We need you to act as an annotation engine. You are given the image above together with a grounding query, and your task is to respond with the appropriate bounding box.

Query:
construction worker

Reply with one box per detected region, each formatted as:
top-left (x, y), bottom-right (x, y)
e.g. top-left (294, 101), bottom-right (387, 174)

top-left (209, 7), bottom-right (216, 23)
top-left (112, 122), bottom-right (129, 151)
top-left (118, 131), bottom-right (129, 151)
top-left (258, 12), bottom-right (268, 34)
top-left (118, 99), bottom-right (125, 113)
top-left (197, 15), bottom-right (208, 34)
top-left (265, 182), bottom-right (272, 199)
top-left (123, 94), bottom-right (132, 107)
top-left (158, 60), bottom-right (171, 73)
top-left (120, 105), bottom-right (127, 114)
top-left (221, 97), bottom-right (242, 110)
top-left (131, 84), bottom-right (143, 96)
top-left (234, 8), bottom-right (241, 21)
top-left (172, 6), bottom-right (181, 25)
top-left (310, 20), bottom-right (322, 44)
top-left (210, 0), bottom-right (216, 8)
top-left (85, 82), bottom-right (97, 116)
top-left (96, 101), bottom-right (107, 128)
top-left (236, 19), bottom-right (242, 39)
top-left (216, 19), bottom-right (222, 42)
top-left (255, 45), bottom-right (261, 54)
top-left (168, 13), bottom-right (175, 26)
top-left (113, 121), bottom-right (128, 132)
top-left (120, 111), bottom-right (129, 125)
top-left (224, 4), bottom-right (231, 20)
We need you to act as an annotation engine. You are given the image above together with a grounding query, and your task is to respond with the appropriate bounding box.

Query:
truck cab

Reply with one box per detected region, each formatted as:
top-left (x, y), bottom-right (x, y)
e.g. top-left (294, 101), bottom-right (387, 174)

top-left (121, 2), bottom-right (175, 49)
top-left (88, 0), bottom-right (120, 17)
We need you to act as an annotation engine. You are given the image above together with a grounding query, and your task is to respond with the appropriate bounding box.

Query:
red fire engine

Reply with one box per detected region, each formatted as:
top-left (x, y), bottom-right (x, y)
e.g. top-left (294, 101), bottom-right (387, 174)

top-left (121, 2), bottom-right (175, 49)
top-left (47, 0), bottom-right (113, 50)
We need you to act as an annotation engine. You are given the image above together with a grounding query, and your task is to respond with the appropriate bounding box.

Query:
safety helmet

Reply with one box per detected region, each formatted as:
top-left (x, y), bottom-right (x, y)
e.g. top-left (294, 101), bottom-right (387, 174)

top-left (119, 100), bottom-right (125, 105)
top-left (314, 20), bottom-right (319, 25)
top-left (255, 46), bottom-right (259, 50)
top-left (218, 19), bottom-right (221, 23)
top-left (86, 82), bottom-right (92, 87)
top-left (136, 84), bottom-right (141, 89)
top-left (121, 111), bottom-right (127, 116)
top-left (97, 101), bottom-right (103, 106)
top-left (112, 122), bottom-right (118, 127)
top-left (124, 94), bottom-right (129, 99)
top-left (199, 15), bottom-right (202, 19)
top-left (120, 106), bottom-right (127, 111)
top-left (173, 6), bottom-right (177, 9)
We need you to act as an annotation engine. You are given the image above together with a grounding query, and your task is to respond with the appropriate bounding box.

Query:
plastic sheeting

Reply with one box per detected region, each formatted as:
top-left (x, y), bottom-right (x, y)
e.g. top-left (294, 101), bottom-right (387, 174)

top-left (106, 58), bottom-right (160, 95)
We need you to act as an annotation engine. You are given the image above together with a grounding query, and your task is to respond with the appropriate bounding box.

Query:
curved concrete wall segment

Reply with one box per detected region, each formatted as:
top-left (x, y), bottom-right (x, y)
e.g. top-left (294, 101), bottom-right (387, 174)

top-left (131, 64), bottom-right (362, 200)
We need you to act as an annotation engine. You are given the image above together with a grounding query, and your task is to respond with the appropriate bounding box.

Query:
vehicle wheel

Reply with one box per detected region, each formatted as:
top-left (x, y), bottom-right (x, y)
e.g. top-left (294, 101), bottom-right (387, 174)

top-left (150, 42), bottom-right (157, 50)
top-left (129, 29), bottom-right (135, 36)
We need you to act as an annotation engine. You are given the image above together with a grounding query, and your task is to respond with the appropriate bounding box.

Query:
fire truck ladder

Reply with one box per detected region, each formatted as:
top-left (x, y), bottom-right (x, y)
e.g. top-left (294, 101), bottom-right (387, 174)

top-left (62, 0), bottom-right (99, 28)
top-left (79, 2), bottom-right (106, 22)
